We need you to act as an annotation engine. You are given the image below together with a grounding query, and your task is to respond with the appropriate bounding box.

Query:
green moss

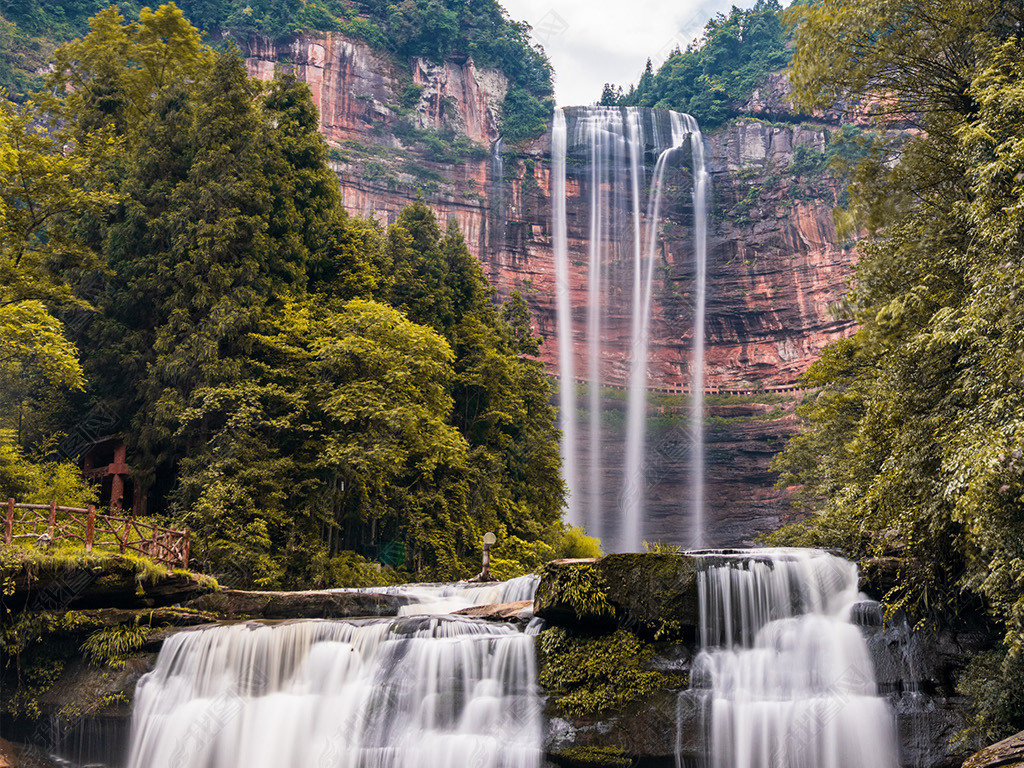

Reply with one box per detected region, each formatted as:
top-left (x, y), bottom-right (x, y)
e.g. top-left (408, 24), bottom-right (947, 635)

top-left (538, 627), bottom-right (684, 716)
top-left (597, 553), bottom-right (698, 641)
top-left (540, 562), bottom-right (614, 621)
top-left (556, 746), bottom-right (630, 768)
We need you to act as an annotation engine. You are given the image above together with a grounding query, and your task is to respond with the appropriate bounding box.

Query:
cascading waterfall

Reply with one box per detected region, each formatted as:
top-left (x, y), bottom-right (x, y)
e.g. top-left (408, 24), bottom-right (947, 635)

top-left (688, 549), bottom-right (899, 768)
top-left (126, 578), bottom-right (543, 768)
top-left (551, 106), bottom-right (709, 551)
top-left (551, 109), bottom-right (579, 528)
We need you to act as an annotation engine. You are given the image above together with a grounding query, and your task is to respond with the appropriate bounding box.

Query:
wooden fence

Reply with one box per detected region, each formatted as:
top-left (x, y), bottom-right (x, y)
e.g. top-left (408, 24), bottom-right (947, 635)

top-left (3, 498), bottom-right (189, 569)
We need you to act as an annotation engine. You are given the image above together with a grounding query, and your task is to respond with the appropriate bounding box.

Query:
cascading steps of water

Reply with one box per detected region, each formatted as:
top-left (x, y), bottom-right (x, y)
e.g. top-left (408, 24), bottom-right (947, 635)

top-left (550, 106), bottom-right (709, 552)
top-left (125, 578), bottom-right (543, 768)
top-left (685, 549), bottom-right (899, 768)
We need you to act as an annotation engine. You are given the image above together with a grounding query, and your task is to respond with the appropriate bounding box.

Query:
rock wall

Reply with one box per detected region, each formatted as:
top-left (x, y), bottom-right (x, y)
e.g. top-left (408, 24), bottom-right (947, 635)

top-left (243, 32), bottom-right (860, 545)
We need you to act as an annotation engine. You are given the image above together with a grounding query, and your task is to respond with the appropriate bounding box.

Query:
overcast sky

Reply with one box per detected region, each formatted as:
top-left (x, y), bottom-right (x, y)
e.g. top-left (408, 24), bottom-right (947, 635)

top-left (499, 0), bottom-right (768, 106)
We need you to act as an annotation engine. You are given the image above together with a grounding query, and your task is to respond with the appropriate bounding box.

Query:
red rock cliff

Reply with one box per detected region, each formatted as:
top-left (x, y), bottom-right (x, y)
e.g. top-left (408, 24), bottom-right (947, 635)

top-left (245, 33), bottom-right (857, 545)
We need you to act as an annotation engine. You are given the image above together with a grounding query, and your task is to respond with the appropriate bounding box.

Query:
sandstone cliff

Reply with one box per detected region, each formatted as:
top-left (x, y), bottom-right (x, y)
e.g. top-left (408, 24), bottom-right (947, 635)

top-left (243, 33), bottom-right (858, 545)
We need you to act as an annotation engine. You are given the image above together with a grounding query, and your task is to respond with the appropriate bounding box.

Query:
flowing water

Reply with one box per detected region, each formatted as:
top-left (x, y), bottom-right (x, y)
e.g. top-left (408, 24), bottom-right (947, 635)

top-left (687, 549), bottom-right (899, 768)
top-left (123, 577), bottom-right (542, 768)
top-left (550, 106), bottom-right (709, 551)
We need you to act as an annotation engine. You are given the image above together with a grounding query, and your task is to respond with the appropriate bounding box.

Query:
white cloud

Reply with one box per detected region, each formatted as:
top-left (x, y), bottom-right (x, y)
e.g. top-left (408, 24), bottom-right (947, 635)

top-left (499, 0), bottom-right (767, 106)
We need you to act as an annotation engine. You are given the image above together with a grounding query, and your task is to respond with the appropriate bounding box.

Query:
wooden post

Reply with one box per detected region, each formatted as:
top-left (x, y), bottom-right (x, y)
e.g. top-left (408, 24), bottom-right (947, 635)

top-left (120, 520), bottom-right (128, 555)
top-left (151, 524), bottom-right (158, 563)
top-left (183, 528), bottom-right (190, 569)
top-left (5, 498), bottom-right (13, 545)
top-left (85, 505), bottom-right (95, 553)
top-left (47, 500), bottom-right (56, 540)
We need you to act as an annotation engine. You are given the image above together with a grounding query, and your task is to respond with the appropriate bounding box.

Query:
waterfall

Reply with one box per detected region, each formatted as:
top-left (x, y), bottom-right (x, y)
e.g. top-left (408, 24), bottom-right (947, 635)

top-left (688, 549), bottom-right (899, 768)
top-left (550, 106), bottom-right (708, 551)
top-left (686, 116), bottom-right (708, 550)
top-left (126, 582), bottom-right (542, 768)
top-left (490, 137), bottom-right (507, 257)
top-left (551, 109), bottom-right (579, 528)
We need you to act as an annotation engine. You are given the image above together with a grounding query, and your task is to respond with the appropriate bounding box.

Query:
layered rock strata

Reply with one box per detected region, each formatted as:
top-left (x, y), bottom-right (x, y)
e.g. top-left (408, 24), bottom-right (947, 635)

top-left (243, 32), bottom-right (859, 544)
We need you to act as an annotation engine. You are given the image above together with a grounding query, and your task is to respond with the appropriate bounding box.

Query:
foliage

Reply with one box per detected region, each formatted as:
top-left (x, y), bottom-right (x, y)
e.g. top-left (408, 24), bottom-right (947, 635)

top-left (604, 0), bottom-right (790, 128)
top-left (0, 4), bottom-right (565, 589)
top-left (0, 444), bottom-right (98, 508)
top-left (1, 0), bottom-right (553, 142)
top-left (773, 0), bottom-right (1024, 740)
top-left (541, 562), bottom-right (613, 621)
top-left (537, 627), bottom-right (682, 716)
top-left (329, 550), bottom-right (408, 587)
top-left (80, 621), bottom-right (149, 668)
top-left (0, 97), bottom-right (118, 445)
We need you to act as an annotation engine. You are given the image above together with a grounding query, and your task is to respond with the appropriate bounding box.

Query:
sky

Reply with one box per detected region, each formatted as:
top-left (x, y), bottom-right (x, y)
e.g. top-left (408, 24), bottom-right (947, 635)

top-left (499, 0), bottom-right (767, 106)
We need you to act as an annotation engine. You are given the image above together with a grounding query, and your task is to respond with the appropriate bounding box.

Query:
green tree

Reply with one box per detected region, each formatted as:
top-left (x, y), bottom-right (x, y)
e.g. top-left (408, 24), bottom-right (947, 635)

top-left (612, 0), bottom-right (790, 127)
top-left (0, 97), bottom-right (119, 447)
top-left (770, 0), bottom-right (1024, 740)
top-left (386, 205), bottom-right (564, 545)
top-left (174, 297), bottom-right (473, 586)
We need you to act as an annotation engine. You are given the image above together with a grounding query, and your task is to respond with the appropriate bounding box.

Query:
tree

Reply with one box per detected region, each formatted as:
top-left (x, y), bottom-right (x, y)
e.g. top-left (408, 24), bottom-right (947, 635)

top-left (0, 97), bottom-right (119, 446)
top-left (173, 297), bottom-right (473, 586)
top-left (387, 207), bottom-right (564, 543)
top-left (771, 0), bottom-right (1024, 740)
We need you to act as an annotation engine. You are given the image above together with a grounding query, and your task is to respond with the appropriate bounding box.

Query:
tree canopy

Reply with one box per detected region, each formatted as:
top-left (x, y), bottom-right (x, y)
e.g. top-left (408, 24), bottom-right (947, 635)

top-left (769, 0), bottom-right (1024, 741)
top-left (602, 0), bottom-right (791, 128)
top-left (0, 4), bottom-right (578, 588)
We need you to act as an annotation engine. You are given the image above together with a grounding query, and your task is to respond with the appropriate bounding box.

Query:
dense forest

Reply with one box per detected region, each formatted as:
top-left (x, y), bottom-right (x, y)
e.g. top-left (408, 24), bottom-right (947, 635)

top-left (0, 0), bottom-right (552, 142)
top-left (598, 0), bottom-right (792, 128)
top-left (761, 0), bottom-right (1024, 742)
top-left (0, 4), bottom-right (592, 589)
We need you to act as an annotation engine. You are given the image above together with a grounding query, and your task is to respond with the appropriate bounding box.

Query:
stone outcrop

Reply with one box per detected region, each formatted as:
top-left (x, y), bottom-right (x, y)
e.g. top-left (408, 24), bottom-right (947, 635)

top-left (962, 731), bottom-right (1024, 768)
top-left (184, 587), bottom-right (404, 619)
top-left (452, 599), bottom-right (533, 620)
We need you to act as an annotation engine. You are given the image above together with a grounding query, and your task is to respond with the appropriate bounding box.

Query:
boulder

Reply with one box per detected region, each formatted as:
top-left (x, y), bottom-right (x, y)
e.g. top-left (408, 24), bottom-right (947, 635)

top-left (535, 554), bottom-right (700, 641)
top-left (453, 600), bottom-right (532, 620)
top-left (962, 731), bottom-right (1024, 768)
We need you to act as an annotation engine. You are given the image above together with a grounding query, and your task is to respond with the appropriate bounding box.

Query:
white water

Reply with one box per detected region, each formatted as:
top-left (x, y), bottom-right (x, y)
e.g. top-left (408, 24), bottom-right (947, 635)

top-left (689, 549), bottom-right (898, 768)
top-left (334, 574), bottom-right (540, 616)
top-left (551, 109), bottom-right (579, 528)
top-left (550, 106), bottom-right (709, 551)
top-left (686, 115), bottom-right (709, 550)
top-left (127, 575), bottom-right (542, 768)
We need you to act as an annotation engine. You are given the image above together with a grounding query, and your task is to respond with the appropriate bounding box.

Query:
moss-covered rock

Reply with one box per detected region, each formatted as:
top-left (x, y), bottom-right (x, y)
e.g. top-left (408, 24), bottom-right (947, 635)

top-left (535, 554), bottom-right (700, 640)
top-left (184, 589), bottom-right (404, 619)
top-left (537, 627), bottom-right (687, 718)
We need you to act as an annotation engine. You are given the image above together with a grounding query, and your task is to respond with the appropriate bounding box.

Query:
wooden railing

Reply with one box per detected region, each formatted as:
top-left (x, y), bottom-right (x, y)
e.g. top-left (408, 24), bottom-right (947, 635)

top-left (3, 498), bottom-right (189, 569)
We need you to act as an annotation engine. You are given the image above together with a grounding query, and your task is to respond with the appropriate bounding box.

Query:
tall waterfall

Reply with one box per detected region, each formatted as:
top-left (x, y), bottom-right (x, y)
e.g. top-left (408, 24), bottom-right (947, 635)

top-left (689, 549), bottom-right (899, 768)
top-left (126, 583), bottom-right (542, 768)
top-left (550, 106), bottom-right (709, 551)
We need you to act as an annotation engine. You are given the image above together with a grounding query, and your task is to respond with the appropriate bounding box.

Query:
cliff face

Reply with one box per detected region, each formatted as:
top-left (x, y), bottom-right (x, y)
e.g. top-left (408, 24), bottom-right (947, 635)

top-left (244, 33), bottom-right (857, 545)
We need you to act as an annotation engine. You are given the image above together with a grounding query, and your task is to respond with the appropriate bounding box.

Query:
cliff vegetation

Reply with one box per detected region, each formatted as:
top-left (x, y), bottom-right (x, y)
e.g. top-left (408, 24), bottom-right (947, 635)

top-left (0, 4), bottom-right (580, 589)
top-left (0, 0), bottom-right (553, 143)
top-left (600, 0), bottom-right (791, 128)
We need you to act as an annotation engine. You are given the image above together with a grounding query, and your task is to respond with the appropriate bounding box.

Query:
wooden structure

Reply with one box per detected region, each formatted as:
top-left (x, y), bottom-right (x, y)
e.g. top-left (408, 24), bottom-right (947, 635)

top-left (3, 498), bottom-right (189, 569)
top-left (81, 436), bottom-right (141, 512)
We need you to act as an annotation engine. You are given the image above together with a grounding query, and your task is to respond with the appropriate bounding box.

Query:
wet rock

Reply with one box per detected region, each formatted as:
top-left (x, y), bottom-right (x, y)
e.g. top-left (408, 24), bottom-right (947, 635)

top-left (453, 600), bottom-right (533, 620)
top-left (962, 731), bottom-right (1024, 768)
top-left (535, 554), bottom-right (700, 641)
top-left (185, 589), bottom-right (404, 619)
top-left (544, 688), bottom-right (703, 763)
